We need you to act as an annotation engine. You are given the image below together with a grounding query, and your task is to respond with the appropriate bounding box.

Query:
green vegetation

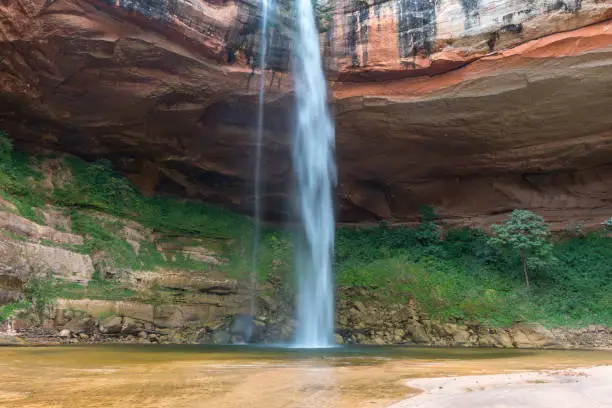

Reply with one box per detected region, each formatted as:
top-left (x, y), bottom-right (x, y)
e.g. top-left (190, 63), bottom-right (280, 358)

top-left (24, 275), bottom-right (57, 323)
top-left (0, 301), bottom-right (31, 324)
top-left (0, 131), bottom-right (45, 223)
top-left (335, 209), bottom-right (612, 327)
top-left (488, 210), bottom-right (554, 288)
top-left (51, 279), bottom-right (137, 302)
top-left (603, 217), bottom-right (612, 234)
top-left (1, 278), bottom-right (137, 325)
top-left (1, 131), bottom-right (611, 329)
top-left (53, 157), bottom-right (251, 240)
top-left (0, 131), bottom-right (267, 279)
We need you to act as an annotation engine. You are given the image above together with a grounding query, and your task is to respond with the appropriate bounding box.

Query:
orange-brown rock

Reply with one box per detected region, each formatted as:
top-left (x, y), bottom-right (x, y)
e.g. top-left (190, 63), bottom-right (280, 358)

top-left (1, 0), bottom-right (611, 228)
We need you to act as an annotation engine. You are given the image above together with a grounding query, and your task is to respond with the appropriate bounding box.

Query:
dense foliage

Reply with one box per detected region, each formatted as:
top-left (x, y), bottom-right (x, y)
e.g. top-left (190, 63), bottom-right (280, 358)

top-left (1, 132), bottom-right (611, 328)
top-left (335, 209), bottom-right (612, 327)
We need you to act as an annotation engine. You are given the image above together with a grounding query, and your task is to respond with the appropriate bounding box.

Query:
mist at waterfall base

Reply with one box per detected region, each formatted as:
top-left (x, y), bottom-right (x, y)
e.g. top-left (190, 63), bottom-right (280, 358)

top-left (291, 0), bottom-right (337, 348)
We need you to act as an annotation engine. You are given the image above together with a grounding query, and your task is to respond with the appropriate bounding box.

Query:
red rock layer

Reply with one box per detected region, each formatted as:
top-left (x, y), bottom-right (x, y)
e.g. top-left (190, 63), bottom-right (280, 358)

top-left (0, 0), bottom-right (611, 228)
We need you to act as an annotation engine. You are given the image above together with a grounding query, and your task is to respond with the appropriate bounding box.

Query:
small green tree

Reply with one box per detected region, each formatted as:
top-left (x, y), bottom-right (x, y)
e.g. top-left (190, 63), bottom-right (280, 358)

top-left (488, 210), bottom-right (552, 288)
top-left (602, 217), bottom-right (612, 236)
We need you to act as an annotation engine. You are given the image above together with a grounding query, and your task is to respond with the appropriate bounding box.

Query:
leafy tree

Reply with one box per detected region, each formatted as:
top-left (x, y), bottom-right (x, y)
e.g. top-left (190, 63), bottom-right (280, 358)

top-left (488, 210), bottom-right (553, 288)
top-left (602, 217), bottom-right (612, 236)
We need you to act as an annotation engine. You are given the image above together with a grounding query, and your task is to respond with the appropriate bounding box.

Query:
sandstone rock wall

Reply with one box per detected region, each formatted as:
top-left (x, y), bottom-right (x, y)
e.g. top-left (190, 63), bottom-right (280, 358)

top-left (1, 0), bottom-right (611, 226)
top-left (328, 0), bottom-right (611, 79)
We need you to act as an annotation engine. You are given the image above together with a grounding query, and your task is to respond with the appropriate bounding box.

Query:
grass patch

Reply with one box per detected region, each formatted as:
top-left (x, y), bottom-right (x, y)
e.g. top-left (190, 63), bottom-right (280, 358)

top-left (0, 301), bottom-right (31, 323)
top-left (53, 279), bottom-right (137, 302)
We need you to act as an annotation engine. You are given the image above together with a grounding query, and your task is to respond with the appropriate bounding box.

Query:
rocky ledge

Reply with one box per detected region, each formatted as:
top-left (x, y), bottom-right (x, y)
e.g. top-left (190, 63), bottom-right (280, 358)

top-left (336, 290), bottom-right (612, 349)
top-left (2, 285), bottom-right (611, 349)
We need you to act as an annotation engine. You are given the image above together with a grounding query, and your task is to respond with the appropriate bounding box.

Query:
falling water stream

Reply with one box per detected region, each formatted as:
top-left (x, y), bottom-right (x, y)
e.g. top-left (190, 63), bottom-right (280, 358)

top-left (250, 0), bottom-right (336, 347)
top-left (292, 0), bottom-right (337, 348)
top-left (250, 0), bottom-right (271, 319)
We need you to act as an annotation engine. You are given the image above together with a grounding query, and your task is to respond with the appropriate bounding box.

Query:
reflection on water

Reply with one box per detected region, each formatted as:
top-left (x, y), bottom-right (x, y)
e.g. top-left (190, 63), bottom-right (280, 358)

top-left (295, 366), bottom-right (338, 408)
top-left (0, 345), bottom-right (610, 408)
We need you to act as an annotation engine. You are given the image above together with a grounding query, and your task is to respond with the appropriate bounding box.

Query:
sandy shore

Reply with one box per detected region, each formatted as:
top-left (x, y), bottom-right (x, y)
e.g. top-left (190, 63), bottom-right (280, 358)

top-left (1, 346), bottom-right (611, 408)
top-left (392, 365), bottom-right (612, 408)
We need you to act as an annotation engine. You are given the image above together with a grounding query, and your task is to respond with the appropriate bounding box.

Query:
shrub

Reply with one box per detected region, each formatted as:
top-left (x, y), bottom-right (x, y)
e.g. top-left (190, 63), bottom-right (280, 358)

top-left (23, 275), bottom-right (57, 323)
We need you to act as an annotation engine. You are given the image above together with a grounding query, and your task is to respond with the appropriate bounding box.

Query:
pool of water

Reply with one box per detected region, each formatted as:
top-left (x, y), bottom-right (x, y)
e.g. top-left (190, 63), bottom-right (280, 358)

top-left (1, 345), bottom-right (610, 407)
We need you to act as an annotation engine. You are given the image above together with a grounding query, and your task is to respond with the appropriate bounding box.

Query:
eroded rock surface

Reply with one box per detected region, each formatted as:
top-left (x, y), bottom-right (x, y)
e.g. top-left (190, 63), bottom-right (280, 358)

top-left (1, 0), bottom-right (611, 227)
top-left (0, 239), bottom-right (94, 284)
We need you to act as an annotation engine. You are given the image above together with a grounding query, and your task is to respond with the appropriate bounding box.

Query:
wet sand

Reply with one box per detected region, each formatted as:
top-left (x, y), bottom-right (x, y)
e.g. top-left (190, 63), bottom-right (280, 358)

top-left (0, 345), bottom-right (611, 408)
top-left (392, 366), bottom-right (612, 408)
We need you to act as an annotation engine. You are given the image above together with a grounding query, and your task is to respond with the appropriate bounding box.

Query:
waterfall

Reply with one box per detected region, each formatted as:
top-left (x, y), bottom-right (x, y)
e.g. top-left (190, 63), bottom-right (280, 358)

top-left (250, 0), bottom-right (271, 319)
top-left (292, 0), bottom-right (337, 348)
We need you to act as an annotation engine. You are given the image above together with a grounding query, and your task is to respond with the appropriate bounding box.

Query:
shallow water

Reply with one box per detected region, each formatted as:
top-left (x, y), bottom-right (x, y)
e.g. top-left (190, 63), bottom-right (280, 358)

top-left (1, 345), bottom-right (610, 407)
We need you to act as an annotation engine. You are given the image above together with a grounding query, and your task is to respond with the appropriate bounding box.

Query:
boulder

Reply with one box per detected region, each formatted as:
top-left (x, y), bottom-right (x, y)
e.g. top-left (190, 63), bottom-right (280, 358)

top-left (99, 316), bottom-right (123, 334)
top-left (404, 323), bottom-right (430, 344)
top-left (493, 331), bottom-right (515, 348)
top-left (373, 336), bottom-right (386, 345)
top-left (510, 323), bottom-right (558, 348)
top-left (64, 317), bottom-right (97, 335)
top-left (58, 329), bottom-right (71, 338)
top-left (122, 317), bottom-right (144, 335)
top-left (450, 326), bottom-right (473, 344)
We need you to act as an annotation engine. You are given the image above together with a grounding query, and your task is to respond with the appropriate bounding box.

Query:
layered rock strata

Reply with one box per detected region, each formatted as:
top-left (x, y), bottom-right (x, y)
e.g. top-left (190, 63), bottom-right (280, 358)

top-left (0, 1), bottom-right (611, 226)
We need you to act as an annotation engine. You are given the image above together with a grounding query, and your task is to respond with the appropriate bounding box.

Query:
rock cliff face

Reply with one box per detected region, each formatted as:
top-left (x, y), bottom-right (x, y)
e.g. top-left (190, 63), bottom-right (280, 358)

top-left (1, 0), bottom-right (611, 227)
top-left (0, 196), bottom-right (295, 345)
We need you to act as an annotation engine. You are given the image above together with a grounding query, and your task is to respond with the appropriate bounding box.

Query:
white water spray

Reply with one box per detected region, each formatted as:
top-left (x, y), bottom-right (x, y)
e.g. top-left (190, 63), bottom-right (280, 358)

top-left (292, 0), bottom-right (337, 348)
top-left (250, 0), bottom-right (271, 318)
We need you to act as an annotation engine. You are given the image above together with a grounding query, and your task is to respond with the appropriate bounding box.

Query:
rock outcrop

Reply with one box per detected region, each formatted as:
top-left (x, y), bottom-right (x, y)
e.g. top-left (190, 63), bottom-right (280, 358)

top-left (0, 239), bottom-right (94, 284)
top-left (0, 202), bottom-right (297, 345)
top-left (1, 0), bottom-right (611, 227)
top-left (335, 289), bottom-right (612, 349)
